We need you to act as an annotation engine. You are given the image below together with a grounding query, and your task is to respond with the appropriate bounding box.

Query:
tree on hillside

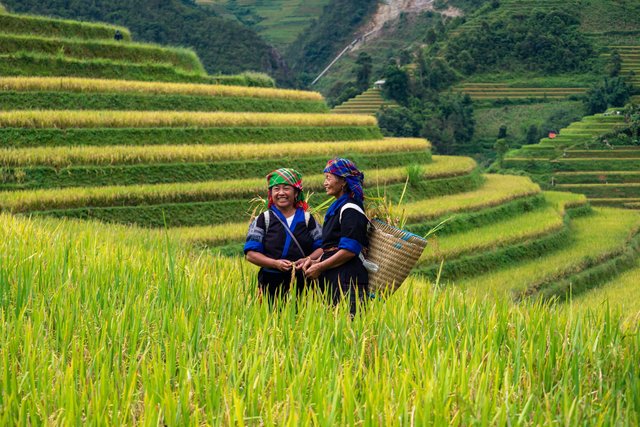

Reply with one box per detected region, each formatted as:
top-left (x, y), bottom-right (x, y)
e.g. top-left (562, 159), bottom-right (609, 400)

top-left (355, 52), bottom-right (373, 91)
top-left (383, 63), bottom-right (411, 105)
top-left (286, 0), bottom-right (379, 78)
top-left (584, 77), bottom-right (633, 115)
top-left (445, 10), bottom-right (594, 74)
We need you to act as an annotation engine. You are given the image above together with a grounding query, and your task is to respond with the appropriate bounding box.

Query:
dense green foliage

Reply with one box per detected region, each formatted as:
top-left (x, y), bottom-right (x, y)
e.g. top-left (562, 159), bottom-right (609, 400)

top-left (199, 0), bottom-right (332, 48)
top-left (2, 0), bottom-right (289, 80)
top-left (599, 104), bottom-right (640, 145)
top-left (378, 91), bottom-right (476, 154)
top-left (446, 11), bottom-right (595, 75)
top-left (286, 0), bottom-right (379, 78)
top-left (583, 77), bottom-right (634, 115)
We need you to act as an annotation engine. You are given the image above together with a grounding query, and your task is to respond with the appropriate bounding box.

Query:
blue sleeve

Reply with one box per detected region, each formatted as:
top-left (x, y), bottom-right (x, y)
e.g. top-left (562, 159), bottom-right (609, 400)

top-left (243, 214), bottom-right (265, 254)
top-left (338, 208), bottom-right (368, 255)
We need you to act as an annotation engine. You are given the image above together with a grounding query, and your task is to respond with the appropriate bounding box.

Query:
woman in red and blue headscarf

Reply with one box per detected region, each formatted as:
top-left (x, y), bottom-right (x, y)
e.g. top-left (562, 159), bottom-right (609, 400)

top-left (244, 168), bottom-right (323, 301)
top-left (303, 158), bottom-right (369, 315)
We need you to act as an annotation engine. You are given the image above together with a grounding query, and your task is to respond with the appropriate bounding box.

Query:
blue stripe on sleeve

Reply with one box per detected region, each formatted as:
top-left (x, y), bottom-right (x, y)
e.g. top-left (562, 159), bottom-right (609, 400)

top-left (244, 241), bottom-right (264, 254)
top-left (338, 237), bottom-right (362, 255)
top-left (312, 239), bottom-right (323, 250)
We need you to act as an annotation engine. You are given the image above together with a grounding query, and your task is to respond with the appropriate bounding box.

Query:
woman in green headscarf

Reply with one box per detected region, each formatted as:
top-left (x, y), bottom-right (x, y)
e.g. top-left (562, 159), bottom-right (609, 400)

top-left (244, 168), bottom-right (324, 301)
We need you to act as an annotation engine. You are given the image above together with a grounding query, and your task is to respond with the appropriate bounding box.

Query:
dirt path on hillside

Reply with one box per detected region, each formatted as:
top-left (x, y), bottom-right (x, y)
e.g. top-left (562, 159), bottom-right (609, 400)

top-left (354, 0), bottom-right (462, 49)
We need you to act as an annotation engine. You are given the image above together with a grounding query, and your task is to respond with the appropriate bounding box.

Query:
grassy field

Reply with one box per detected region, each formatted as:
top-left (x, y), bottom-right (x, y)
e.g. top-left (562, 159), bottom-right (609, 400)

top-left (0, 213), bottom-right (638, 424)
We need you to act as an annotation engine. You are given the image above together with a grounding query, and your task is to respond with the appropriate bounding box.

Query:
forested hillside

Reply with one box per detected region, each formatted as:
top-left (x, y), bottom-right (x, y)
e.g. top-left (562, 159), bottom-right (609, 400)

top-left (197, 0), bottom-right (332, 49)
top-left (1, 0), bottom-right (290, 82)
top-left (286, 0), bottom-right (380, 81)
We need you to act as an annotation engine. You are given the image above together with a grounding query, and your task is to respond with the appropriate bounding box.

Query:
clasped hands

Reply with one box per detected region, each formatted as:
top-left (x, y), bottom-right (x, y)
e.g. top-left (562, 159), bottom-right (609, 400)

top-left (272, 257), bottom-right (323, 279)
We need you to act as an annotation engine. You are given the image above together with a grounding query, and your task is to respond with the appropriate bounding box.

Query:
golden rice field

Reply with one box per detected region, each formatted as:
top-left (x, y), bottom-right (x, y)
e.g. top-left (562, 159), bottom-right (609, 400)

top-left (0, 138), bottom-right (428, 167)
top-left (0, 110), bottom-right (377, 128)
top-left (403, 174), bottom-right (540, 221)
top-left (0, 76), bottom-right (324, 100)
top-left (0, 213), bottom-right (638, 424)
top-left (420, 203), bottom-right (565, 264)
top-left (457, 207), bottom-right (640, 298)
top-left (0, 155), bottom-right (468, 212)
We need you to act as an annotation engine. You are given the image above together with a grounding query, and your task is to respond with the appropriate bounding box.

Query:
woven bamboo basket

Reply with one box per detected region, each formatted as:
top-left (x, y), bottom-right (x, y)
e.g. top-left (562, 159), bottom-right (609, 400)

top-left (365, 219), bottom-right (428, 294)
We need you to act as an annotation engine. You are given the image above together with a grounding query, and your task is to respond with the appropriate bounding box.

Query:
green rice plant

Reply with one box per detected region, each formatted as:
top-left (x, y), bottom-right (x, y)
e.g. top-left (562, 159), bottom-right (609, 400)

top-left (0, 12), bottom-right (132, 41)
top-left (0, 138), bottom-right (427, 167)
top-left (0, 156), bottom-right (471, 213)
top-left (0, 213), bottom-right (638, 423)
top-left (418, 203), bottom-right (565, 265)
top-left (456, 207), bottom-right (640, 299)
top-left (402, 174), bottom-right (540, 222)
top-left (0, 91), bottom-right (329, 113)
top-left (572, 258), bottom-right (640, 326)
top-left (0, 76), bottom-right (323, 100)
top-left (0, 126), bottom-right (383, 148)
top-left (0, 110), bottom-right (377, 128)
top-left (0, 52), bottom-right (215, 84)
top-left (0, 151), bottom-right (428, 190)
top-left (556, 183), bottom-right (640, 199)
top-left (0, 33), bottom-right (205, 73)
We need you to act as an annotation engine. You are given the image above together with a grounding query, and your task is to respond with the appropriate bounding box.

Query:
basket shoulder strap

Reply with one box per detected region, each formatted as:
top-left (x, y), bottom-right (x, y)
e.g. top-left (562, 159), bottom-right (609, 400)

top-left (264, 210), bottom-right (270, 231)
top-left (339, 203), bottom-right (366, 223)
top-left (304, 211), bottom-right (310, 227)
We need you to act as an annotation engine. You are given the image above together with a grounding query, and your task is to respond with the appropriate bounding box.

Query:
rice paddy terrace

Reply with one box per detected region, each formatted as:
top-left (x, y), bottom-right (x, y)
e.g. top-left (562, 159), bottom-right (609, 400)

top-left (0, 10), bottom-right (639, 424)
top-left (331, 87), bottom-right (398, 115)
top-left (502, 110), bottom-right (640, 208)
top-left (0, 10), bottom-right (637, 309)
top-left (0, 11), bottom-right (274, 87)
top-left (450, 0), bottom-right (640, 103)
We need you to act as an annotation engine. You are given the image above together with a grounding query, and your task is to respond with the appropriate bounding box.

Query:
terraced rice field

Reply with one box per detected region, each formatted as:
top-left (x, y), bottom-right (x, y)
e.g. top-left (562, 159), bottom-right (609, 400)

top-left (457, 207), bottom-right (640, 300)
top-left (453, 83), bottom-right (586, 101)
top-left (332, 87), bottom-right (398, 115)
top-left (611, 45), bottom-right (640, 88)
top-left (503, 109), bottom-right (640, 208)
top-left (573, 257), bottom-right (640, 325)
top-left (0, 9), bottom-right (639, 424)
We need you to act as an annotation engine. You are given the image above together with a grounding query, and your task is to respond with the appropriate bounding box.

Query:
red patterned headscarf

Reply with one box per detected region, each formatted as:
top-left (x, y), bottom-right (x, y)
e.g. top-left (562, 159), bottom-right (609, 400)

top-left (266, 168), bottom-right (308, 211)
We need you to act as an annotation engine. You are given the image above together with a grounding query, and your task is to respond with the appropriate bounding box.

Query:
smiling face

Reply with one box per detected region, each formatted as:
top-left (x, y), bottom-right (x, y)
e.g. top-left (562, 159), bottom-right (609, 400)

top-left (324, 173), bottom-right (346, 198)
top-left (270, 184), bottom-right (297, 211)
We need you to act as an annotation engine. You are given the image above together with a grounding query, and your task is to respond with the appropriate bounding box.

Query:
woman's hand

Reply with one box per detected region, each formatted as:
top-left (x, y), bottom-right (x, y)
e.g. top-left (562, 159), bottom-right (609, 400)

top-left (272, 259), bottom-right (293, 272)
top-left (304, 261), bottom-right (324, 279)
top-left (294, 257), bottom-right (310, 270)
